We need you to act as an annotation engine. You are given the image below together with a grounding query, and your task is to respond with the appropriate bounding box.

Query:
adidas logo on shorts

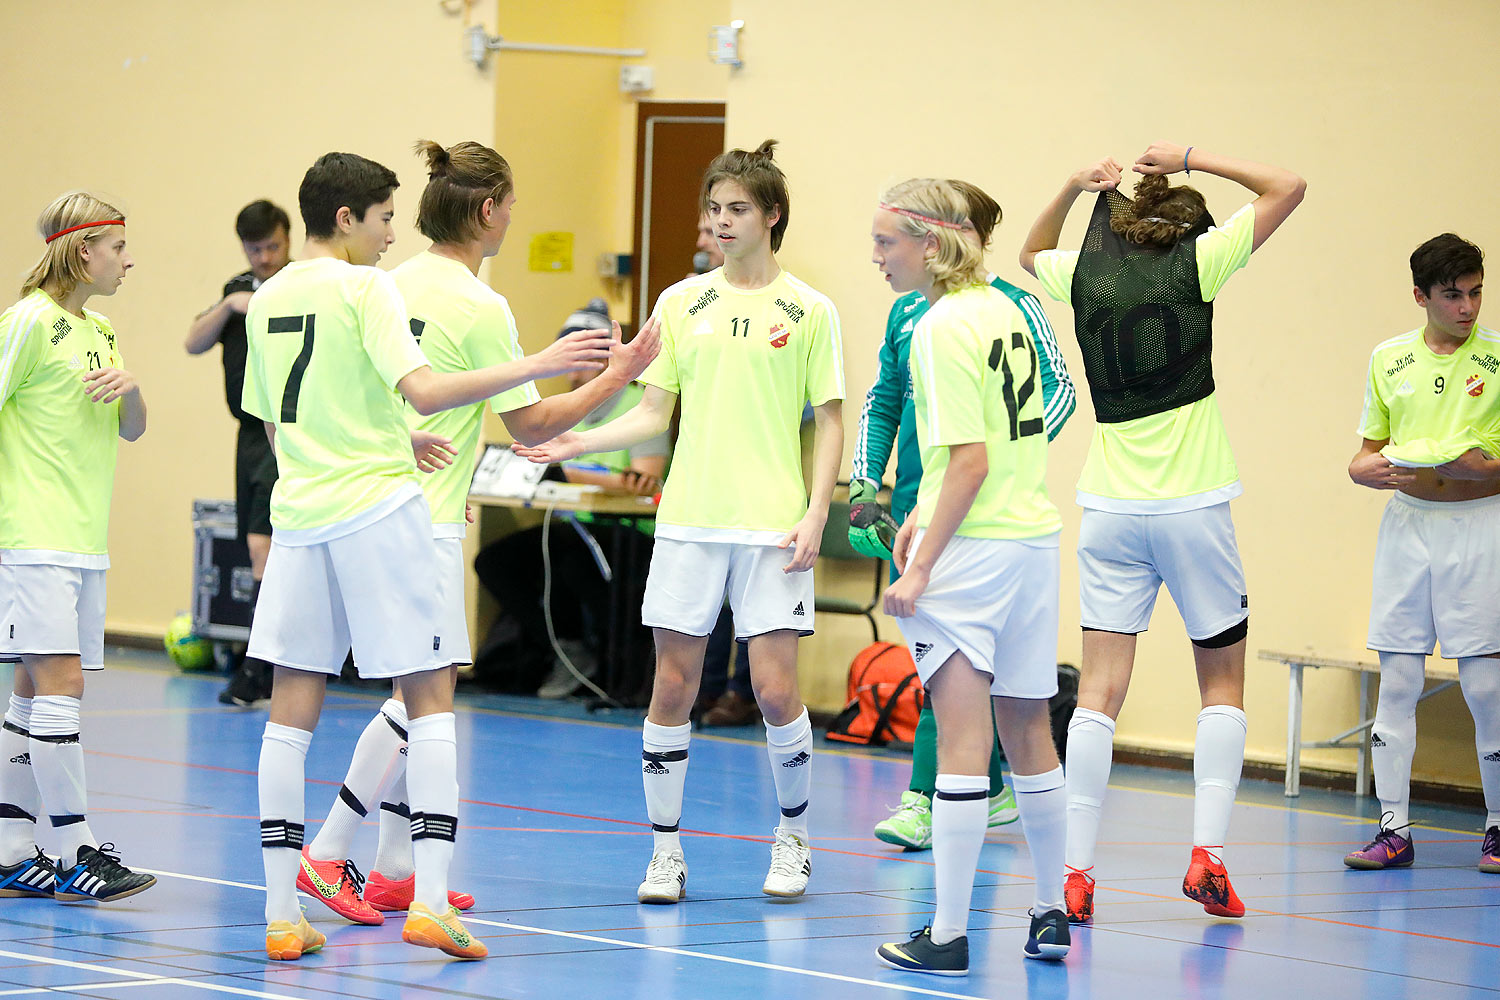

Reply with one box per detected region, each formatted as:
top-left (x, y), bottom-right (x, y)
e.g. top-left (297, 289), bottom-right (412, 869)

top-left (643, 759), bottom-right (669, 776)
top-left (1484, 750), bottom-right (1500, 763)
top-left (781, 751), bottom-right (810, 768)
top-left (913, 641), bottom-right (933, 662)
top-left (792, 602), bottom-right (806, 617)
top-left (1371, 733), bottom-right (1387, 748)
top-left (9, 753), bottom-right (28, 765)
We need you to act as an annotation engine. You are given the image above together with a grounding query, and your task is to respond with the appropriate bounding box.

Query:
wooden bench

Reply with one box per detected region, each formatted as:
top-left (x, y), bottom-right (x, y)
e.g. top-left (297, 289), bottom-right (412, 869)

top-left (1259, 649), bottom-right (1460, 798)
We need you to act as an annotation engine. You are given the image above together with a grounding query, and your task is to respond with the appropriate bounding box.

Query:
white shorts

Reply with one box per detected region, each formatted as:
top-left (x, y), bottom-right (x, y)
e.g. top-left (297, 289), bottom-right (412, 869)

top-left (641, 538), bottom-right (815, 639)
top-left (1368, 492), bottom-right (1500, 658)
top-left (434, 536), bottom-right (472, 666)
top-left (1078, 503), bottom-right (1247, 641)
top-left (0, 564), bottom-right (107, 670)
top-left (896, 532), bottom-right (1060, 699)
top-left (249, 496), bottom-right (445, 679)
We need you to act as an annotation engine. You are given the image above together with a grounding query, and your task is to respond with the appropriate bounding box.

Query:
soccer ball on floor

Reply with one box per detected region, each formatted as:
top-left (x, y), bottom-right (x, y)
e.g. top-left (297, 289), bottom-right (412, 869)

top-left (164, 614), bottom-right (213, 671)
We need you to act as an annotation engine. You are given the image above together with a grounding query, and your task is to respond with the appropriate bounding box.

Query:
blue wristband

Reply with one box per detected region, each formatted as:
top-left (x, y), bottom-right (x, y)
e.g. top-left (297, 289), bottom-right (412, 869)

top-left (1184, 146), bottom-right (1194, 176)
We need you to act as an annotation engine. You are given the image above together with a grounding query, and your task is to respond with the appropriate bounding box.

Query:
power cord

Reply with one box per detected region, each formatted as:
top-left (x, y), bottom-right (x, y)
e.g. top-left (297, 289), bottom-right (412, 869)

top-left (540, 501), bottom-right (620, 706)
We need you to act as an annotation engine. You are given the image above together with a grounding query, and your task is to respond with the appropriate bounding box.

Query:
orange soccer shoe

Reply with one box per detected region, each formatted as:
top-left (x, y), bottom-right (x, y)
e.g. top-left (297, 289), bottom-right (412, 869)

top-left (402, 902), bottom-right (489, 960)
top-left (1064, 866), bottom-right (1095, 924)
top-left (296, 849), bottom-right (384, 925)
top-left (364, 870), bottom-right (476, 913)
top-left (265, 915), bottom-right (325, 961)
top-left (1182, 846), bottom-right (1245, 918)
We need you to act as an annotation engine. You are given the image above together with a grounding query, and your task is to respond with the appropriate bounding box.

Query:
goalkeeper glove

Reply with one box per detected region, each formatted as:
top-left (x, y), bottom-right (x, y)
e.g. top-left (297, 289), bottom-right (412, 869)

top-left (847, 479), bottom-right (898, 559)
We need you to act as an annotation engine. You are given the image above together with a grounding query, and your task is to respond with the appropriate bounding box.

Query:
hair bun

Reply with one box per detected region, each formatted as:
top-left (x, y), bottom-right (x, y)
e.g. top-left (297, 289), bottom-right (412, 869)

top-left (753, 138), bottom-right (778, 160)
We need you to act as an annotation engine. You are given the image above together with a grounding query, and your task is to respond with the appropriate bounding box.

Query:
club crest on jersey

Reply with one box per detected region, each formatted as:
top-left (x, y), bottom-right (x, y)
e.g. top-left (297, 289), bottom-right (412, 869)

top-left (1468, 374), bottom-right (1485, 397)
top-left (768, 323), bottom-right (790, 349)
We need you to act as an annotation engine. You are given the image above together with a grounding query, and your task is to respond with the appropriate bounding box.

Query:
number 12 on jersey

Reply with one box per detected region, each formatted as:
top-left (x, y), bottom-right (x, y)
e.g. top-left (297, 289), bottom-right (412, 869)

top-left (988, 332), bottom-right (1042, 441)
top-left (269, 314), bottom-right (316, 423)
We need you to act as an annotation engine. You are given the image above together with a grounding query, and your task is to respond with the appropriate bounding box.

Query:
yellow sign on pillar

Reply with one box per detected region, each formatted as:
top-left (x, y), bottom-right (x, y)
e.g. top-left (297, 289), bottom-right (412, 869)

top-left (528, 232), bottom-right (574, 272)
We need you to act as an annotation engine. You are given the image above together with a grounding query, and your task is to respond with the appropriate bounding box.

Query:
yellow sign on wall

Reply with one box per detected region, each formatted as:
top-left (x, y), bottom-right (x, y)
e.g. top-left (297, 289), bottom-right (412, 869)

top-left (528, 232), bottom-right (574, 272)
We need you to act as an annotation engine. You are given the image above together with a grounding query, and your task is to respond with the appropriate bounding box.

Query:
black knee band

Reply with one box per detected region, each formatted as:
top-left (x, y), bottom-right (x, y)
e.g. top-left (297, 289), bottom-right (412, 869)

top-left (260, 819), bottom-right (305, 850)
top-left (410, 811), bottom-right (457, 843)
top-left (1192, 618), bottom-right (1248, 650)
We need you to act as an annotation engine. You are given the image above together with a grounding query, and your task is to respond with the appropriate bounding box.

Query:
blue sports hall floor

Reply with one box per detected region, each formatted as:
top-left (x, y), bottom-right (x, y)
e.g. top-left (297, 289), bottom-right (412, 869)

top-left (0, 650), bottom-right (1495, 999)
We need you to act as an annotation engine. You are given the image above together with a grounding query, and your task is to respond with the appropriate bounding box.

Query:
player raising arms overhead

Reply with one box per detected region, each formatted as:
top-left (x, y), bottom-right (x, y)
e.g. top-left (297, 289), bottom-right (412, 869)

top-left (0, 192), bottom-right (155, 904)
top-left (516, 140), bottom-right (845, 904)
top-left (245, 152), bottom-right (613, 961)
top-left (870, 179), bottom-right (1069, 977)
top-left (1020, 143), bottom-right (1305, 923)
top-left (297, 138), bottom-right (659, 925)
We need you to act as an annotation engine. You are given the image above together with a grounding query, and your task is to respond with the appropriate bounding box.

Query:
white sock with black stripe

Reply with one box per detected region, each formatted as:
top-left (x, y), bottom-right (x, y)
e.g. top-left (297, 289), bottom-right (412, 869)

top-left (931, 773), bottom-right (989, 946)
top-left (259, 722), bottom-right (312, 924)
top-left (407, 712), bottom-right (458, 912)
top-left (29, 695), bottom-right (94, 869)
top-left (765, 708), bottom-right (812, 838)
top-left (374, 770), bottom-right (414, 881)
top-left (643, 720), bottom-right (691, 855)
top-left (309, 699), bottom-right (407, 862)
top-left (0, 695), bottom-right (39, 866)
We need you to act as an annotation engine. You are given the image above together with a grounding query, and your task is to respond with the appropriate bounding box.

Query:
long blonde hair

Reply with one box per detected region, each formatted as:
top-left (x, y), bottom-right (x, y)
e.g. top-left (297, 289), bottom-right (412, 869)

top-left (22, 192), bottom-right (126, 298)
top-left (880, 178), bottom-right (984, 295)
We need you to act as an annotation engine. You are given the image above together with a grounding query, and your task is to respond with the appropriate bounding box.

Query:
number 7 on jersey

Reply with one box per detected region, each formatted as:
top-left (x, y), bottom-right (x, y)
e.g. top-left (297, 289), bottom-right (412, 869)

top-left (269, 314), bottom-right (316, 422)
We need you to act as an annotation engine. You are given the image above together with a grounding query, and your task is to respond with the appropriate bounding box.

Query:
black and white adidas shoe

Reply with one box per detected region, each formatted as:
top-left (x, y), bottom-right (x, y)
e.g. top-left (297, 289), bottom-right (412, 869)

top-left (0, 849), bottom-right (57, 898)
top-left (54, 844), bottom-right (156, 903)
top-left (762, 826), bottom-right (811, 897)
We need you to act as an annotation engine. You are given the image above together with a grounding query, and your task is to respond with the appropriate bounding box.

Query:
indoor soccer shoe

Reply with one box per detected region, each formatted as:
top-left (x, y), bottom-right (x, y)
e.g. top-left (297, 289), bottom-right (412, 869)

top-left (1024, 907), bottom-right (1071, 961)
top-left (402, 902), bottom-right (488, 959)
top-left (1182, 847), bottom-right (1245, 917)
top-left (876, 926), bottom-right (968, 977)
top-left (265, 914), bottom-right (324, 961)
top-left (762, 826), bottom-right (812, 897)
top-left (296, 848), bottom-right (383, 924)
top-left (0, 849), bottom-right (56, 898)
top-left (1344, 825), bottom-right (1415, 870)
top-left (1064, 866), bottom-right (1095, 924)
top-left (987, 786), bottom-right (1019, 827)
top-left (1480, 826), bottom-right (1500, 874)
top-left (54, 844), bottom-right (156, 903)
top-left (873, 791), bottom-right (932, 850)
top-left (364, 870), bottom-right (476, 912)
top-left (637, 849), bottom-right (687, 903)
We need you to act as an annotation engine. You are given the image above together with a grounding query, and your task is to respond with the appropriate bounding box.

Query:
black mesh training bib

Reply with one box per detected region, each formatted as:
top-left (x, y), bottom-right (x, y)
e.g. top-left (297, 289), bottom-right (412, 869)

top-left (1070, 191), bottom-right (1216, 423)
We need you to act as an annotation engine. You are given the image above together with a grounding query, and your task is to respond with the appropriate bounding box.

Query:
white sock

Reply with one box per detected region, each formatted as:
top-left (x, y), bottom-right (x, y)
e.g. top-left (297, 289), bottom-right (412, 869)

top-left (1458, 657), bottom-right (1500, 829)
top-left (1012, 766), bottom-right (1067, 914)
top-left (259, 723), bottom-right (312, 924)
top-left (1193, 705), bottom-right (1247, 861)
top-left (374, 770), bottom-right (414, 880)
top-left (1372, 652), bottom-right (1423, 831)
top-left (0, 695), bottom-right (39, 865)
top-left (1064, 708), bottom-right (1115, 874)
top-left (407, 712), bottom-right (458, 912)
top-left (643, 720), bottom-right (691, 855)
top-left (765, 708), bottom-right (812, 839)
top-left (930, 773), bottom-right (988, 946)
top-left (29, 695), bottom-right (94, 868)
top-left (310, 699), bottom-right (407, 862)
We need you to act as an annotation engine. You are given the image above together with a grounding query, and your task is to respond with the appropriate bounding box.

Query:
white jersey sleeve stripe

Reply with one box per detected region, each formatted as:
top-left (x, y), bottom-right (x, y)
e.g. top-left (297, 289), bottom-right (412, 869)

top-left (0, 299), bottom-right (47, 410)
top-left (1018, 295), bottom-right (1074, 430)
top-left (913, 324), bottom-right (941, 443)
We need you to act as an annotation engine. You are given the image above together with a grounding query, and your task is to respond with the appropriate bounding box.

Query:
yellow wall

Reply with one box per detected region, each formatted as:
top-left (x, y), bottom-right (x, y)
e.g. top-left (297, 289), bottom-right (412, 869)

top-left (722, 0), bottom-right (1500, 786)
top-left (0, 0), bottom-right (497, 635)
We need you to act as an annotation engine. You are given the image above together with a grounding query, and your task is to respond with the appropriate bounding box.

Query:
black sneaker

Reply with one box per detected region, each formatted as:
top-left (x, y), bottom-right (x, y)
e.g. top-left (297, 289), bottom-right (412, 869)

top-left (0, 848), bottom-right (56, 898)
top-left (876, 926), bottom-right (968, 976)
top-left (219, 657), bottom-right (272, 706)
top-left (1024, 907), bottom-right (1071, 961)
top-left (54, 844), bottom-right (156, 902)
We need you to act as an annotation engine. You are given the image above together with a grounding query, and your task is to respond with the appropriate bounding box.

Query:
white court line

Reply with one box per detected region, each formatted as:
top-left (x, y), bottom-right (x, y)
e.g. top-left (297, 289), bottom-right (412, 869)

top-left (135, 868), bottom-right (987, 999)
top-left (0, 948), bottom-right (305, 1000)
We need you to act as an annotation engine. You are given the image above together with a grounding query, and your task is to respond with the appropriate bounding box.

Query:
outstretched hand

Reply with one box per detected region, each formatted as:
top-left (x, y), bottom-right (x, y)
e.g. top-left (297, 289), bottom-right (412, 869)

top-left (1072, 158), bottom-right (1123, 192)
top-left (512, 430), bottom-right (585, 465)
top-left (607, 316), bottom-right (662, 383)
top-left (1135, 141), bottom-right (1191, 176)
top-left (534, 329), bottom-right (614, 379)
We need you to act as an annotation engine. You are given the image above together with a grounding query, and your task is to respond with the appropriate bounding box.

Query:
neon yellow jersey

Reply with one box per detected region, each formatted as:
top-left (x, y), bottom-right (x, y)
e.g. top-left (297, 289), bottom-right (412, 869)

top-left (243, 258), bottom-right (430, 540)
top-left (1359, 325), bottom-right (1500, 453)
top-left (910, 284), bottom-right (1060, 539)
top-left (391, 252), bottom-right (541, 534)
top-left (1034, 203), bottom-right (1255, 512)
top-left (640, 268), bottom-right (844, 543)
top-left (0, 290), bottom-right (123, 566)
